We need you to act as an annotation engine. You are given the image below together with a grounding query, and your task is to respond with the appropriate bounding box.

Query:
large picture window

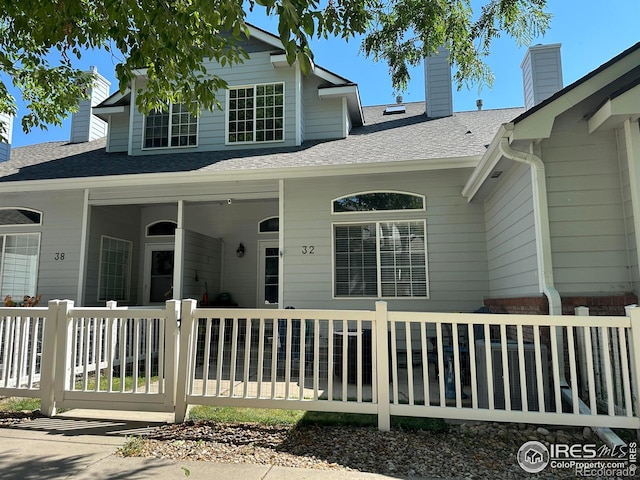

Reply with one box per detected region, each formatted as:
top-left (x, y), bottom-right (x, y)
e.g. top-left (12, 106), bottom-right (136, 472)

top-left (144, 103), bottom-right (198, 149)
top-left (228, 83), bottom-right (284, 143)
top-left (0, 233), bottom-right (40, 298)
top-left (98, 236), bottom-right (132, 302)
top-left (334, 221), bottom-right (428, 298)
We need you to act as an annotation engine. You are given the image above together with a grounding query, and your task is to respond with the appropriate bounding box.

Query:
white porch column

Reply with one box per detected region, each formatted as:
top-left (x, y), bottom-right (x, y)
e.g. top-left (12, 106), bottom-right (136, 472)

top-left (278, 179), bottom-right (285, 308)
top-left (75, 189), bottom-right (90, 305)
top-left (624, 118), bottom-right (640, 290)
top-left (173, 200), bottom-right (185, 300)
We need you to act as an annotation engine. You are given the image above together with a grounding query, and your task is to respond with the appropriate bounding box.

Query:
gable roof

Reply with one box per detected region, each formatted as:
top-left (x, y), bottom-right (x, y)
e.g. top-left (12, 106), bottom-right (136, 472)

top-left (0, 103), bottom-right (523, 188)
top-left (94, 23), bottom-right (365, 126)
top-left (463, 41), bottom-right (640, 201)
top-left (509, 41), bottom-right (640, 141)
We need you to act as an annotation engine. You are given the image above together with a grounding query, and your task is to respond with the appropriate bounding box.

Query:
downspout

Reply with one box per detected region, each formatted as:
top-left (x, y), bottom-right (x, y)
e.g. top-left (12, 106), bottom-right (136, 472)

top-left (498, 124), bottom-right (562, 317)
top-left (500, 124), bottom-right (624, 447)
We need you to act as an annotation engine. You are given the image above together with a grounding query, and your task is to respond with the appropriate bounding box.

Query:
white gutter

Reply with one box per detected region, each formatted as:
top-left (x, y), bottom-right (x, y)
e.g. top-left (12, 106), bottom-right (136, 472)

top-left (498, 123), bottom-right (567, 397)
top-left (498, 123), bottom-right (562, 317)
top-left (0, 155), bottom-right (481, 194)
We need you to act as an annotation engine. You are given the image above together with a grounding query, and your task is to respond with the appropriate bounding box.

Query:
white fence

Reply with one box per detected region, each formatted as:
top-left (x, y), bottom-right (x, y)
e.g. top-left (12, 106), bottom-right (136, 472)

top-left (0, 299), bottom-right (638, 432)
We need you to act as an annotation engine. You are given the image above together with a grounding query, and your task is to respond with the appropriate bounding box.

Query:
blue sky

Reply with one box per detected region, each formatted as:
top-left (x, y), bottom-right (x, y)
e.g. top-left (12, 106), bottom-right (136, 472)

top-left (7, 0), bottom-right (640, 147)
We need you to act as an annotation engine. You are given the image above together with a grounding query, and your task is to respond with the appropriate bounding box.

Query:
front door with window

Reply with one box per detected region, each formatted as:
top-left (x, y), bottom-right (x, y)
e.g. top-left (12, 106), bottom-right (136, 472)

top-left (144, 245), bottom-right (174, 304)
top-left (258, 241), bottom-right (279, 307)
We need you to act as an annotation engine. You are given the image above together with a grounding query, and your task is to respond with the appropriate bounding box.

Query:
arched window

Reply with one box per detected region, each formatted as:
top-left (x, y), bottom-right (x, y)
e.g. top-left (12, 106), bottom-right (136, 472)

top-left (0, 208), bottom-right (42, 225)
top-left (331, 192), bottom-right (428, 299)
top-left (258, 217), bottom-right (279, 233)
top-left (332, 191), bottom-right (425, 213)
top-left (147, 221), bottom-right (177, 237)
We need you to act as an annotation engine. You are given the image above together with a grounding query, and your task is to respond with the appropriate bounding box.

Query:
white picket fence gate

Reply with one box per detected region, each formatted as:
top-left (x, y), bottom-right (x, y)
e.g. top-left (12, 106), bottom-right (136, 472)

top-left (0, 299), bottom-right (638, 432)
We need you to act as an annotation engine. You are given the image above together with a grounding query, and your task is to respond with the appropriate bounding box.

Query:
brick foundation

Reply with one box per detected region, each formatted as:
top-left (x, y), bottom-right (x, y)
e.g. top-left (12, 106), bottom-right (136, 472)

top-left (483, 294), bottom-right (638, 316)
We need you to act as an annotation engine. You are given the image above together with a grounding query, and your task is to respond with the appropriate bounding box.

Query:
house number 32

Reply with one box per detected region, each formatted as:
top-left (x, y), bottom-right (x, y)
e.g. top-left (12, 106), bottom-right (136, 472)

top-left (301, 246), bottom-right (315, 254)
top-left (54, 253), bottom-right (66, 260)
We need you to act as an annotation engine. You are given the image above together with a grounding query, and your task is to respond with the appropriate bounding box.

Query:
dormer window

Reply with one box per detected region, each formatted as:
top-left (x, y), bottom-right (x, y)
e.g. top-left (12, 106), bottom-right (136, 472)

top-left (227, 83), bottom-right (284, 144)
top-left (144, 103), bottom-right (198, 149)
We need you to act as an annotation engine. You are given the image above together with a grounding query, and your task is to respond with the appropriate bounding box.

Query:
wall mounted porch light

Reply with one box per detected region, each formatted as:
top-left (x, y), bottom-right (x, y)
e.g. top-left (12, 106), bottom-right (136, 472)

top-left (236, 243), bottom-right (245, 257)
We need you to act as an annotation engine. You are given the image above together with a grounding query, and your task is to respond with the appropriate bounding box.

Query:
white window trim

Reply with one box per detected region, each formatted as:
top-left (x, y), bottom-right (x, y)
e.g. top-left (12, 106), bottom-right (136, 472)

top-left (331, 190), bottom-right (426, 215)
top-left (0, 207), bottom-right (43, 226)
top-left (0, 232), bottom-right (41, 298)
top-left (97, 235), bottom-right (133, 302)
top-left (331, 219), bottom-right (429, 300)
top-left (141, 103), bottom-right (199, 151)
top-left (225, 82), bottom-right (286, 145)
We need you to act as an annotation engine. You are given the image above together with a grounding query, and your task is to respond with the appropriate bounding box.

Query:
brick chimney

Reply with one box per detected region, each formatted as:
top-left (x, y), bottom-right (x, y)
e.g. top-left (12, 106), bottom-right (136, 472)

top-left (0, 112), bottom-right (13, 162)
top-left (70, 66), bottom-right (110, 143)
top-left (424, 47), bottom-right (453, 118)
top-left (521, 44), bottom-right (563, 110)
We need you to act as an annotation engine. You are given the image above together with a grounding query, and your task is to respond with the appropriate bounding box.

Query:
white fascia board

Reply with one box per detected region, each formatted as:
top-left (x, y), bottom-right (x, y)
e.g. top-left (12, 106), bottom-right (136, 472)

top-left (270, 53), bottom-right (315, 72)
top-left (588, 84), bottom-right (640, 133)
top-left (132, 68), bottom-right (148, 77)
top-left (318, 85), bottom-right (358, 98)
top-left (97, 88), bottom-right (130, 108)
top-left (314, 66), bottom-right (350, 85)
top-left (0, 155), bottom-right (480, 195)
top-left (512, 48), bottom-right (640, 141)
top-left (93, 105), bottom-right (128, 122)
top-left (247, 25), bottom-right (284, 49)
top-left (462, 124), bottom-right (508, 201)
top-left (318, 85), bottom-right (364, 126)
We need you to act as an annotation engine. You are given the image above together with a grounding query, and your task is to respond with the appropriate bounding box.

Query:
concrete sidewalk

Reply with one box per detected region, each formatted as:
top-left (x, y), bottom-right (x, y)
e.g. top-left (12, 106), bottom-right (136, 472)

top-left (0, 410), bottom-right (401, 480)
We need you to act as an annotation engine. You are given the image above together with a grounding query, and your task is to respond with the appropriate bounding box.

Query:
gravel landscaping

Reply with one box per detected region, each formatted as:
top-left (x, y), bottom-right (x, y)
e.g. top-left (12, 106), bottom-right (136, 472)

top-left (0, 409), bottom-right (616, 479)
top-left (120, 420), bottom-right (604, 479)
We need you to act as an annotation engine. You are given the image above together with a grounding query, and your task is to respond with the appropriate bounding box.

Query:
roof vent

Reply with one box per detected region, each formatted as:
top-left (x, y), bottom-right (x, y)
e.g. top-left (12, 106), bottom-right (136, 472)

top-left (490, 170), bottom-right (503, 179)
top-left (383, 105), bottom-right (406, 115)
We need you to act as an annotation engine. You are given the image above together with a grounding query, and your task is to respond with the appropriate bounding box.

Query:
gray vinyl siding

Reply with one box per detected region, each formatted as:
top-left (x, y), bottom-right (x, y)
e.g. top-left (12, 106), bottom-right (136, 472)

top-left (543, 118), bottom-right (632, 294)
top-left (107, 112), bottom-right (129, 152)
top-left (303, 76), bottom-right (345, 140)
top-left (484, 162), bottom-right (539, 297)
top-left (281, 169), bottom-right (489, 312)
top-left (129, 50), bottom-right (297, 156)
top-left (182, 230), bottom-right (222, 301)
top-left (0, 191), bottom-right (85, 303)
top-left (85, 205), bottom-right (141, 306)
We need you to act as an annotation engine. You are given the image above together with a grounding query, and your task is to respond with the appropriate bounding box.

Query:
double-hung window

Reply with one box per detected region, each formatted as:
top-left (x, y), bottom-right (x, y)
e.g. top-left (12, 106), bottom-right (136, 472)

top-left (227, 83), bottom-right (284, 143)
top-left (144, 103), bottom-right (198, 148)
top-left (0, 233), bottom-right (40, 298)
top-left (98, 236), bottom-right (132, 302)
top-left (0, 208), bottom-right (42, 298)
top-left (333, 192), bottom-right (428, 299)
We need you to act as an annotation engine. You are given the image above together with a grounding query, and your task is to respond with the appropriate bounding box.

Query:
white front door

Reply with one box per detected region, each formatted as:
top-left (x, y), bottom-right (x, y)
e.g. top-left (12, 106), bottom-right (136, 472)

top-left (258, 240), bottom-right (279, 307)
top-left (144, 244), bottom-right (175, 304)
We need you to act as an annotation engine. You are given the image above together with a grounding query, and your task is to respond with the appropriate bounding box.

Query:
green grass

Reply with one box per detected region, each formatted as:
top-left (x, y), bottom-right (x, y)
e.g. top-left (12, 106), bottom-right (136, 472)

top-left (117, 436), bottom-right (146, 457)
top-left (0, 396), bottom-right (41, 412)
top-left (75, 374), bottom-right (159, 391)
top-left (187, 405), bottom-right (448, 432)
top-left (188, 406), bottom-right (305, 425)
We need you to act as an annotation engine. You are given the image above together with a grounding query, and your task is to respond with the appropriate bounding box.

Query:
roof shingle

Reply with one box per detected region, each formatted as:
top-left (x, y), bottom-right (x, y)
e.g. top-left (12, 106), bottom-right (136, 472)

top-left (0, 102), bottom-right (523, 183)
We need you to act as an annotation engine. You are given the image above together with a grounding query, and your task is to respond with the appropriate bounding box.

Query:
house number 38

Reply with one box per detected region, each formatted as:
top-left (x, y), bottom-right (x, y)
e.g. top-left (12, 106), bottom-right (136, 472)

top-left (54, 253), bottom-right (66, 260)
top-left (301, 246), bottom-right (315, 254)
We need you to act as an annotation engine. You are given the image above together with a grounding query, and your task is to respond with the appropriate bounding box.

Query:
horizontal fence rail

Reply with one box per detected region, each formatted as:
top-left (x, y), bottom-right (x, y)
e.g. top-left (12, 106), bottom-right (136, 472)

top-left (0, 299), bottom-right (638, 433)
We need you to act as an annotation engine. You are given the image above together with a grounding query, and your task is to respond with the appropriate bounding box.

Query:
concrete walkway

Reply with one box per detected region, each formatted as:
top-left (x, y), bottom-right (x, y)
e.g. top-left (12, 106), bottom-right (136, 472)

top-left (0, 410), bottom-right (401, 480)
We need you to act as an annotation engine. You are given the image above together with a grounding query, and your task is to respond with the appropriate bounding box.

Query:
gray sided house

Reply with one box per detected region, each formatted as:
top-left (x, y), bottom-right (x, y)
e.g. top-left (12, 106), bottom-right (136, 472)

top-left (0, 26), bottom-right (638, 318)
